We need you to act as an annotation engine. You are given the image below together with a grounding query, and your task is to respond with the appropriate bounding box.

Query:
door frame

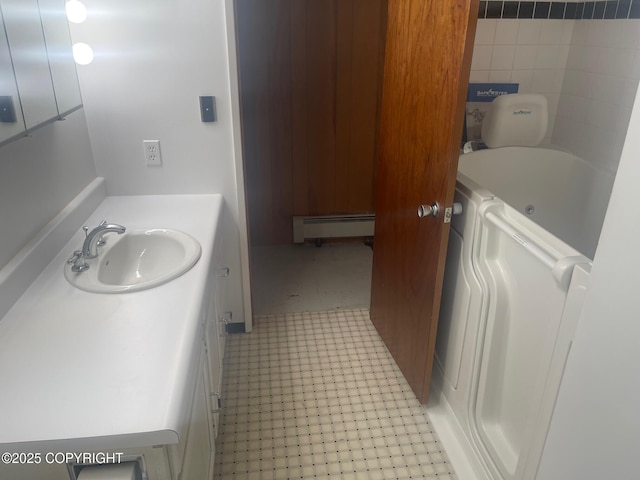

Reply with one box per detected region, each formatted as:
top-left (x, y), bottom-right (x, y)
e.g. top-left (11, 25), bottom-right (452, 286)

top-left (225, 0), bottom-right (478, 339)
top-left (224, 0), bottom-right (254, 332)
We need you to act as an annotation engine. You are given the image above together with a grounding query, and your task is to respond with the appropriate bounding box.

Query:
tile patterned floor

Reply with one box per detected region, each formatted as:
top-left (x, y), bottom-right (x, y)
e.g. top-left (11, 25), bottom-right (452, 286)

top-left (214, 309), bottom-right (457, 479)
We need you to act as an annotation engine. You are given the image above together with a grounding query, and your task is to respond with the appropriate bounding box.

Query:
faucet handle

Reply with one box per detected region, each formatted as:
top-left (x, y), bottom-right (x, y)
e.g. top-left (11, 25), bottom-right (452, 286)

top-left (82, 226), bottom-right (89, 238)
top-left (67, 250), bottom-right (83, 265)
top-left (67, 250), bottom-right (89, 272)
top-left (96, 220), bottom-right (109, 247)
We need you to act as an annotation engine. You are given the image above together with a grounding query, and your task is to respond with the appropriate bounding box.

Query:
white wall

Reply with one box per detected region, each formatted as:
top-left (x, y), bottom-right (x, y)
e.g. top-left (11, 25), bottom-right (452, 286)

top-left (68, 0), bottom-right (251, 327)
top-left (537, 73), bottom-right (640, 480)
top-left (0, 110), bottom-right (97, 269)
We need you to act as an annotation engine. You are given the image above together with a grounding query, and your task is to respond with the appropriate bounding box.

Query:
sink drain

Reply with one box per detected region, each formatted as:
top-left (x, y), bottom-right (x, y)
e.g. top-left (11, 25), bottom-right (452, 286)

top-left (524, 204), bottom-right (535, 215)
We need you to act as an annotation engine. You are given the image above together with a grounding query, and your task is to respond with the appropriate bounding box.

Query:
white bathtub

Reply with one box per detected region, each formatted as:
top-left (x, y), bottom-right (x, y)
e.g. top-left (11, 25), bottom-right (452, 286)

top-left (431, 147), bottom-right (613, 480)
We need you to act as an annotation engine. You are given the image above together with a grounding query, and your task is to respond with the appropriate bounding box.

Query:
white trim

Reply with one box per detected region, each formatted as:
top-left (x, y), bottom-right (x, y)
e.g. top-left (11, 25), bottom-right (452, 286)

top-left (223, 0), bottom-right (253, 333)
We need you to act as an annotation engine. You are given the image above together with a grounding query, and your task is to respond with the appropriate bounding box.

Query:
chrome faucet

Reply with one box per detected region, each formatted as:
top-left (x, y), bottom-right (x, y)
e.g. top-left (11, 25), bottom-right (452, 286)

top-left (82, 221), bottom-right (126, 259)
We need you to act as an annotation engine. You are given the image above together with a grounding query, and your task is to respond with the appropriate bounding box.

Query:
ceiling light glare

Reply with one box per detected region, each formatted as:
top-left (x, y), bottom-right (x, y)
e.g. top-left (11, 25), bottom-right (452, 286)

top-left (66, 0), bottom-right (87, 23)
top-left (73, 43), bottom-right (94, 65)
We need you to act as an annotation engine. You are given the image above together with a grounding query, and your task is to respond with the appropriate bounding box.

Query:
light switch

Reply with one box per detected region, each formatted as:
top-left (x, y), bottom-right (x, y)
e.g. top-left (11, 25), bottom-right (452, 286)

top-left (199, 96), bottom-right (216, 123)
top-left (0, 96), bottom-right (17, 123)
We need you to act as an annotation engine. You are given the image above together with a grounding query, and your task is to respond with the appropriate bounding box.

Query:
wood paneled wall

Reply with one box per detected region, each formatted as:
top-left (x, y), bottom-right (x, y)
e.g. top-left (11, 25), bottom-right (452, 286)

top-left (236, 0), bottom-right (387, 245)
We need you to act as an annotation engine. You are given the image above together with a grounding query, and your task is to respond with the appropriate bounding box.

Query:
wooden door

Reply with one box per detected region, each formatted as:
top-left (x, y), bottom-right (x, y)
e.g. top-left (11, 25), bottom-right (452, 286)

top-left (235, 0), bottom-right (387, 245)
top-left (370, 0), bottom-right (478, 403)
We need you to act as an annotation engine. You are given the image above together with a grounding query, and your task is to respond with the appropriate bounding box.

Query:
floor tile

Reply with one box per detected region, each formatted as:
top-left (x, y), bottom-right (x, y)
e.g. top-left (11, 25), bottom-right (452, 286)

top-left (214, 309), bottom-right (457, 479)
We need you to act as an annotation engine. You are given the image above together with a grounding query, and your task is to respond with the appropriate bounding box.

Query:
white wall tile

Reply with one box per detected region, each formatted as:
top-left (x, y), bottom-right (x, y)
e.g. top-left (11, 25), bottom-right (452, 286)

top-left (587, 100), bottom-right (618, 128)
top-left (630, 49), bottom-right (640, 80)
top-left (513, 45), bottom-right (538, 69)
top-left (532, 69), bottom-right (565, 93)
top-left (585, 21), bottom-right (609, 47)
top-left (605, 48), bottom-right (635, 78)
top-left (489, 70), bottom-right (512, 83)
top-left (555, 45), bottom-right (571, 69)
top-left (570, 22), bottom-right (587, 46)
top-left (517, 20), bottom-right (542, 45)
top-left (582, 46), bottom-right (605, 73)
top-left (511, 70), bottom-right (534, 92)
top-left (592, 74), bottom-right (626, 105)
top-left (539, 91), bottom-right (560, 143)
top-left (614, 106), bottom-right (634, 131)
top-left (560, 21), bottom-right (575, 45)
top-left (469, 70), bottom-right (490, 82)
top-left (475, 19), bottom-right (497, 45)
top-left (622, 76), bottom-right (640, 105)
top-left (616, 20), bottom-right (640, 49)
top-left (471, 45), bottom-right (493, 70)
top-left (551, 115), bottom-right (583, 156)
top-left (540, 20), bottom-right (566, 45)
top-left (565, 44), bottom-right (586, 70)
top-left (494, 19), bottom-right (519, 45)
top-left (557, 94), bottom-right (590, 120)
top-left (600, 20), bottom-right (625, 48)
top-left (490, 45), bottom-right (516, 70)
top-left (565, 72), bottom-right (584, 100)
top-left (534, 45), bottom-right (562, 69)
top-left (581, 72), bottom-right (599, 99)
top-left (546, 93), bottom-right (561, 122)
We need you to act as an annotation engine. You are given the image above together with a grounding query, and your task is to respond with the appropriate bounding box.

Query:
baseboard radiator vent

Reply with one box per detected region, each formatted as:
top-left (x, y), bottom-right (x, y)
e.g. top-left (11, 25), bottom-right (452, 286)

top-left (293, 214), bottom-right (375, 243)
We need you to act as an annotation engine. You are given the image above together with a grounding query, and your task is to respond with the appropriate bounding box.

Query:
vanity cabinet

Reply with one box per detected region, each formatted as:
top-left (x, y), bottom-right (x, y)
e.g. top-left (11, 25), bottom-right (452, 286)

top-left (0, 194), bottom-right (228, 480)
top-left (178, 348), bottom-right (216, 480)
top-left (169, 325), bottom-right (224, 480)
top-left (0, 0), bottom-right (82, 146)
top-left (168, 225), bottom-right (228, 480)
top-left (0, 327), bottom-right (225, 480)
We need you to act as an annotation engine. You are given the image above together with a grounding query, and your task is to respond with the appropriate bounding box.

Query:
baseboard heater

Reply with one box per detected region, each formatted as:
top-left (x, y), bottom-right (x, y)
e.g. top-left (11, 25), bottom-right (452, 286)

top-left (292, 214), bottom-right (375, 243)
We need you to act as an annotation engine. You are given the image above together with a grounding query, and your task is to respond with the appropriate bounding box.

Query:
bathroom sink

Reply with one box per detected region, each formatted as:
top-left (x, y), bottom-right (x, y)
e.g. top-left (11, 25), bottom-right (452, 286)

top-left (64, 229), bottom-right (202, 293)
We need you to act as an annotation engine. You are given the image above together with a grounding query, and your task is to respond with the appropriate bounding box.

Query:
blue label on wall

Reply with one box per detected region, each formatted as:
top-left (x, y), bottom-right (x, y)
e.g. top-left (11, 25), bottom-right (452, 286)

top-left (467, 83), bottom-right (519, 102)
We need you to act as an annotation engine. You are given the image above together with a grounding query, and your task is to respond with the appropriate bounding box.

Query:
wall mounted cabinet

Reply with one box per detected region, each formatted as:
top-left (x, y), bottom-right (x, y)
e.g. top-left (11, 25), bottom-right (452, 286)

top-left (0, 7), bottom-right (26, 142)
top-left (39, 0), bottom-right (83, 115)
top-left (0, 0), bottom-right (82, 146)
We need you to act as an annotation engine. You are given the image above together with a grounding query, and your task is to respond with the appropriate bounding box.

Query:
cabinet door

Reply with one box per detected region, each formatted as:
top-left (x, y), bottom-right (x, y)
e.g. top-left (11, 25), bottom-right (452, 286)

top-left (206, 225), bottom-right (227, 439)
top-left (205, 291), bottom-right (224, 438)
top-left (179, 348), bottom-right (214, 480)
top-left (1, 0), bottom-right (58, 129)
top-left (0, 7), bottom-right (25, 143)
top-left (38, 0), bottom-right (82, 116)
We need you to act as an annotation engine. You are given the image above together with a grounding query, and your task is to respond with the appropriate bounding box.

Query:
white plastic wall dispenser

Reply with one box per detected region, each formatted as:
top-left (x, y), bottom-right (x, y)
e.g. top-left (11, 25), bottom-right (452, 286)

top-left (481, 93), bottom-right (548, 148)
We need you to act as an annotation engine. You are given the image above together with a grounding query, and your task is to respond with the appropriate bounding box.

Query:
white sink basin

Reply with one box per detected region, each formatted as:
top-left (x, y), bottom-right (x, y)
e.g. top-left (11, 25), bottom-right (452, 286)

top-left (65, 229), bottom-right (202, 293)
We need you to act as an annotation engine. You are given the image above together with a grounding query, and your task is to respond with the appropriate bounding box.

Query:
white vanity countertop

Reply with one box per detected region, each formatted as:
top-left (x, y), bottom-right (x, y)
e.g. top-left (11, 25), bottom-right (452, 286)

top-left (0, 193), bottom-right (223, 452)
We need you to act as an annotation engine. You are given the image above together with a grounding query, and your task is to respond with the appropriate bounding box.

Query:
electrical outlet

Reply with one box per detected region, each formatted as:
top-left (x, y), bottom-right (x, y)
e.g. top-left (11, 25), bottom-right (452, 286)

top-left (143, 140), bottom-right (162, 166)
